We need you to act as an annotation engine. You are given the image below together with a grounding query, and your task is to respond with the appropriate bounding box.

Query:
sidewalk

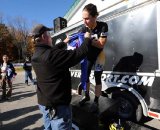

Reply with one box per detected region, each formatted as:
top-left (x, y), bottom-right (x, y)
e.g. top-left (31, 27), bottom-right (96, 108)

top-left (0, 71), bottom-right (43, 130)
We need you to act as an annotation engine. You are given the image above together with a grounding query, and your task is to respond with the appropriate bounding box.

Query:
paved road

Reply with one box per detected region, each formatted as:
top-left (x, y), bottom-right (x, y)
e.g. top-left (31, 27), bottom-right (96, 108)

top-left (0, 71), bottom-right (43, 130)
top-left (0, 71), bottom-right (160, 130)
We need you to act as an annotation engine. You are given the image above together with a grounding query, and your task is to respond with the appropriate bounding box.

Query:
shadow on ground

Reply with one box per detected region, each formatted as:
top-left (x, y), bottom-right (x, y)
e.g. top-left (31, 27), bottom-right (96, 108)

top-left (0, 106), bottom-right (43, 130)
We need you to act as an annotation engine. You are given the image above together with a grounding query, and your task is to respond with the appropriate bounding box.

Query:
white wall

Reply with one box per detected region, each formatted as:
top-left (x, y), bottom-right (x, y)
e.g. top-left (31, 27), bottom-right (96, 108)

top-left (67, 0), bottom-right (125, 26)
top-left (67, 0), bottom-right (149, 26)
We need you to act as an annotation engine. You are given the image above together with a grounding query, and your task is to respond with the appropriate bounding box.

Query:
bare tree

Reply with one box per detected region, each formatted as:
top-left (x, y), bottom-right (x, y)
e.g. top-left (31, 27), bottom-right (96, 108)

top-left (0, 23), bottom-right (16, 61)
top-left (8, 16), bottom-right (30, 62)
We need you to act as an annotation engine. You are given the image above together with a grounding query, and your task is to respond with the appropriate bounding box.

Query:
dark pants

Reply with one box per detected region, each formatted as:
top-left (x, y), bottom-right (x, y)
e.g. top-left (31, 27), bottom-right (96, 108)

top-left (25, 71), bottom-right (34, 84)
top-left (1, 76), bottom-right (12, 99)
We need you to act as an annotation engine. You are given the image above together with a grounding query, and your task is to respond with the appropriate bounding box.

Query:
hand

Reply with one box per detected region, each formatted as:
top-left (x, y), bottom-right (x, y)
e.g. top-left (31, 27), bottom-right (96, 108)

top-left (1, 69), bottom-right (6, 73)
top-left (91, 39), bottom-right (103, 48)
top-left (63, 36), bottom-right (70, 43)
top-left (84, 32), bottom-right (91, 38)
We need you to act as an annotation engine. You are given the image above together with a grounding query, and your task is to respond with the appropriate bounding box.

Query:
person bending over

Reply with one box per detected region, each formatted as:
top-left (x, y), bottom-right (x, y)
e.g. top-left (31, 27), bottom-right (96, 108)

top-left (31, 24), bottom-right (95, 130)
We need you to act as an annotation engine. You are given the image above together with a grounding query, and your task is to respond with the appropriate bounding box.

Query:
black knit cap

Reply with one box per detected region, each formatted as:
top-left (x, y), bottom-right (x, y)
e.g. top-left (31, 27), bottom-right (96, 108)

top-left (32, 24), bottom-right (53, 38)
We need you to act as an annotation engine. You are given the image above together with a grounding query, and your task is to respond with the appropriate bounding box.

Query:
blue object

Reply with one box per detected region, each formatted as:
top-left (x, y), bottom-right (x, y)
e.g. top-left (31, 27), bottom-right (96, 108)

top-left (69, 33), bottom-right (87, 91)
top-left (69, 33), bottom-right (84, 49)
top-left (38, 104), bottom-right (72, 130)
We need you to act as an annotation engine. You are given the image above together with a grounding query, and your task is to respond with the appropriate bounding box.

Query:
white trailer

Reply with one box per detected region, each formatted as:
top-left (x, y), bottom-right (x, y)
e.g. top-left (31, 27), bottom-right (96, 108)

top-left (52, 0), bottom-right (160, 122)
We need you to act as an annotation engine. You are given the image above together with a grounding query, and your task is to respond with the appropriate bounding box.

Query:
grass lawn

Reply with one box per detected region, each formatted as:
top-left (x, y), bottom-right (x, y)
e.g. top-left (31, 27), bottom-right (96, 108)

top-left (15, 67), bottom-right (23, 72)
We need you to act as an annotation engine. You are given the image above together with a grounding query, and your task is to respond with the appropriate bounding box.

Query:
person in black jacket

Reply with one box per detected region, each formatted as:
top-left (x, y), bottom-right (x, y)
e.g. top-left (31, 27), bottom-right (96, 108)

top-left (0, 55), bottom-right (16, 100)
top-left (31, 24), bottom-right (92, 130)
top-left (23, 57), bottom-right (35, 85)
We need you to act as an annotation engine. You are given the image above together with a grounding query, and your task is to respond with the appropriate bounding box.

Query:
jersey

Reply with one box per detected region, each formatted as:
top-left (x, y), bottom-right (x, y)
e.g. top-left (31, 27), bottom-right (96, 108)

top-left (79, 21), bottom-right (108, 63)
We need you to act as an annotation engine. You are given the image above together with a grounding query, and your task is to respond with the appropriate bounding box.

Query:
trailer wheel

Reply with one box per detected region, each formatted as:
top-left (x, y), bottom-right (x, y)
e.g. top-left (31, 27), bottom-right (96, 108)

top-left (112, 91), bottom-right (143, 122)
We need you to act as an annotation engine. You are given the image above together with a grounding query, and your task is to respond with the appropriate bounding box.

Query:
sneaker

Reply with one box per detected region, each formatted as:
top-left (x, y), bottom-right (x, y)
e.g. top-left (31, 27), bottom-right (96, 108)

top-left (25, 83), bottom-right (29, 86)
top-left (90, 102), bottom-right (99, 113)
top-left (0, 96), bottom-right (10, 101)
top-left (1, 96), bottom-right (6, 101)
top-left (25, 80), bottom-right (28, 85)
top-left (4, 97), bottom-right (10, 100)
top-left (79, 96), bottom-right (90, 106)
top-left (33, 81), bottom-right (37, 85)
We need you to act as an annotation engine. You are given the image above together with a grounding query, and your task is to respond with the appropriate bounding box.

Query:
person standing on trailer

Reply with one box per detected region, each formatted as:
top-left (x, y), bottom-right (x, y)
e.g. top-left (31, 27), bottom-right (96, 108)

top-left (79, 3), bottom-right (108, 112)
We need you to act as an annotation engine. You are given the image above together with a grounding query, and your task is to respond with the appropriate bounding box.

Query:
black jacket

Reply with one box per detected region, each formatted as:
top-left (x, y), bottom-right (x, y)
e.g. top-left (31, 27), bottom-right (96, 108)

top-left (0, 62), bottom-right (16, 78)
top-left (23, 61), bottom-right (32, 71)
top-left (31, 38), bottom-right (91, 107)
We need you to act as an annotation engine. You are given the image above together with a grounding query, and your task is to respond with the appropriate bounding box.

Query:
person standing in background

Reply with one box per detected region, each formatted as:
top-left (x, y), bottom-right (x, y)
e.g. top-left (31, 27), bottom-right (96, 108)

top-left (0, 55), bottom-right (16, 100)
top-left (79, 3), bottom-right (108, 112)
top-left (23, 57), bottom-right (35, 85)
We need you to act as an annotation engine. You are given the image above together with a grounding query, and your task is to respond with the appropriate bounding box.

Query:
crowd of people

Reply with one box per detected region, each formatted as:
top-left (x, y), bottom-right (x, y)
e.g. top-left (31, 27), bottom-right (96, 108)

top-left (0, 3), bottom-right (108, 130)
